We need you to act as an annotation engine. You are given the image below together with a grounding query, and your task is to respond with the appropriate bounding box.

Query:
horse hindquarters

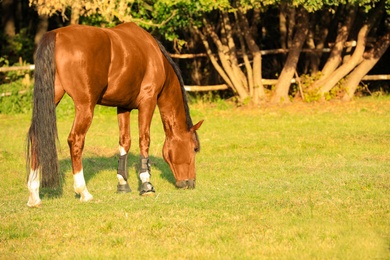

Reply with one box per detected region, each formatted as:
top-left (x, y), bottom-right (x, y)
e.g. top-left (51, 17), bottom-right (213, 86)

top-left (53, 26), bottom-right (112, 202)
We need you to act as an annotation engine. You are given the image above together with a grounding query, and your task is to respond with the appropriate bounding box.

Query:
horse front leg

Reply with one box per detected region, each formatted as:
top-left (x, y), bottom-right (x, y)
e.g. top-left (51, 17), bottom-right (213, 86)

top-left (138, 102), bottom-right (156, 196)
top-left (116, 108), bottom-right (132, 193)
top-left (68, 107), bottom-right (94, 202)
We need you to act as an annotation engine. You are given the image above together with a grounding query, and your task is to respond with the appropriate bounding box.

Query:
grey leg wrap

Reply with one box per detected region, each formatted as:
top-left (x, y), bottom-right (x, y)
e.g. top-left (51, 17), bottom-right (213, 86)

top-left (117, 154), bottom-right (131, 193)
top-left (139, 155), bottom-right (155, 196)
top-left (118, 154), bottom-right (128, 181)
top-left (139, 155), bottom-right (151, 174)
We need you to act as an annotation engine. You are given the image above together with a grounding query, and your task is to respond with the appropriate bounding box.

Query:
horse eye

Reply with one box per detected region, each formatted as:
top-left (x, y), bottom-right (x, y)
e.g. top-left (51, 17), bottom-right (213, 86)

top-left (194, 147), bottom-right (200, 153)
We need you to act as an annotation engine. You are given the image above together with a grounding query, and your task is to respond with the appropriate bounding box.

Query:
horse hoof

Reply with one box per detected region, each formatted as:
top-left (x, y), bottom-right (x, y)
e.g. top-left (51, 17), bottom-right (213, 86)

top-left (117, 183), bottom-right (132, 193)
top-left (139, 182), bottom-right (155, 196)
top-left (27, 199), bottom-right (42, 208)
top-left (80, 191), bottom-right (93, 202)
top-left (175, 180), bottom-right (196, 189)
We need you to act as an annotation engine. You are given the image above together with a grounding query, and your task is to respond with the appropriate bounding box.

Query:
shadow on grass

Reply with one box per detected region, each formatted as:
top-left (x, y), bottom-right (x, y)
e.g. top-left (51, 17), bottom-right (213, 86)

top-left (39, 153), bottom-right (175, 200)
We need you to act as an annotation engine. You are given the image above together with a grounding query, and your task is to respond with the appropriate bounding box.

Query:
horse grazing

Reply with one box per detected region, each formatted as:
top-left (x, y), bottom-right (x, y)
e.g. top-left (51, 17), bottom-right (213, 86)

top-left (26, 22), bottom-right (203, 207)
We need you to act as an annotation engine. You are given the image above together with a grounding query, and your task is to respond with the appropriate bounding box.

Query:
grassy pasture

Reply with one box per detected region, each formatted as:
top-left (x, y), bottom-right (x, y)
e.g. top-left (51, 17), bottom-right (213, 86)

top-left (0, 96), bottom-right (389, 259)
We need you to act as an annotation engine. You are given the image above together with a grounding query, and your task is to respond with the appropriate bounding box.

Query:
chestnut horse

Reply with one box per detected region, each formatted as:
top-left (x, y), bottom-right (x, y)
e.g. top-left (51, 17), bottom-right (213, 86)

top-left (26, 22), bottom-right (203, 207)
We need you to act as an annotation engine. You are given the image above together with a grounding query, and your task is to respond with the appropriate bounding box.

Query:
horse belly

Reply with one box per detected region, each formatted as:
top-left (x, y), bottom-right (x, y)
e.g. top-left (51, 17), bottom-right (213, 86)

top-left (98, 82), bottom-right (141, 109)
top-left (101, 57), bottom-right (146, 108)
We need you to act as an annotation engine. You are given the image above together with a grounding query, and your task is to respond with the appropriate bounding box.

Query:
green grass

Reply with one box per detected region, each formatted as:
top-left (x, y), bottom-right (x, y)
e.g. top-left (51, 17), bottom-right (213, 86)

top-left (0, 96), bottom-right (389, 259)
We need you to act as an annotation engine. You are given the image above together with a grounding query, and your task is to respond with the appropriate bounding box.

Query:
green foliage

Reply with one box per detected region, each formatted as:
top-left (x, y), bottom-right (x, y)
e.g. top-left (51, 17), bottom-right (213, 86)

top-left (0, 81), bottom-right (32, 114)
top-left (188, 91), bottom-right (234, 110)
top-left (0, 29), bottom-right (35, 65)
top-left (293, 74), bottom-right (322, 102)
top-left (287, 0), bottom-right (389, 12)
top-left (79, 14), bottom-right (118, 27)
top-left (324, 78), bottom-right (346, 101)
top-left (0, 59), bottom-right (35, 114)
top-left (153, 1), bottom-right (197, 41)
top-left (290, 74), bottom-right (348, 102)
top-left (0, 55), bottom-right (35, 114)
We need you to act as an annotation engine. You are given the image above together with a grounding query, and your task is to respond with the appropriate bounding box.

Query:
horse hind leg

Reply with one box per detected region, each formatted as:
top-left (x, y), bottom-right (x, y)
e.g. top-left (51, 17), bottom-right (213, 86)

top-left (27, 156), bottom-right (41, 207)
top-left (54, 72), bottom-right (66, 105)
top-left (116, 108), bottom-right (131, 193)
top-left (68, 105), bottom-right (94, 202)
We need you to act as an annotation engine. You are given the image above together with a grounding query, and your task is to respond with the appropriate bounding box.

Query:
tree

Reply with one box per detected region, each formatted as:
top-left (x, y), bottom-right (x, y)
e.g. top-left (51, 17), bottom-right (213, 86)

top-left (342, 32), bottom-right (390, 101)
top-left (315, 0), bottom-right (387, 99)
top-left (2, 0), bottom-right (16, 37)
top-left (270, 0), bottom-right (389, 102)
top-left (28, 0), bottom-right (269, 103)
top-left (26, 0), bottom-right (390, 103)
top-left (1, 0), bottom-right (41, 65)
top-left (271, 5), bottom-right (309, 103)
top-left (190, 0), bottom-right (276, 103)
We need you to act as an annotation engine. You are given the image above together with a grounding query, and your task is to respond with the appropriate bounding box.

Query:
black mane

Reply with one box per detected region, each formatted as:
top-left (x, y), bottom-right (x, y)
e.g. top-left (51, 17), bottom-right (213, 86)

top-left (155, 40), bottom-right (193, 131)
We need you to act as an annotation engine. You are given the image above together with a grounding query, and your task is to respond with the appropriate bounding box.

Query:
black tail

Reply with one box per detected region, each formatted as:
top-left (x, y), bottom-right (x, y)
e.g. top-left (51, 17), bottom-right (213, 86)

top-left (27, 31), bottom-right (60, 188)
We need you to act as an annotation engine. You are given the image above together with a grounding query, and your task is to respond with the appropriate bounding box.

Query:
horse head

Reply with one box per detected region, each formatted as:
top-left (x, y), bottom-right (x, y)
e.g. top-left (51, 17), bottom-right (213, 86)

top-left (163, 120), bottom-right (203, 189)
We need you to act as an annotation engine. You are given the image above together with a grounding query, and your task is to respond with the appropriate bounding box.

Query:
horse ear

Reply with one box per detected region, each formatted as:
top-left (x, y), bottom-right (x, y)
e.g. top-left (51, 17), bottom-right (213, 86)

top-left (191, 120), bottom-right (204, 132)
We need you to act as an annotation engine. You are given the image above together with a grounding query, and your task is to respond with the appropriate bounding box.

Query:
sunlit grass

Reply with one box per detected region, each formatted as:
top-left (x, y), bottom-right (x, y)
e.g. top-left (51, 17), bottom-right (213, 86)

top-left (0, 97), bottom-right (389, 258)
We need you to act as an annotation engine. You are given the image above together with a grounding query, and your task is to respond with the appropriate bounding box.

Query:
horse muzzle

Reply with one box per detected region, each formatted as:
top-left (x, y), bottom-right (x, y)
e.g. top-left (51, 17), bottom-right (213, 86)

top-left (175, 179), bottom-right (196, 189)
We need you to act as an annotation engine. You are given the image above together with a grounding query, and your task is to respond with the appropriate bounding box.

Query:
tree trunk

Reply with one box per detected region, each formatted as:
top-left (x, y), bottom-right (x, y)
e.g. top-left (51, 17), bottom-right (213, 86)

top-left (2, 0), bottom-right (16, 37)
top-left (71, 4), bottom-right (81, 25)
top-left (34, 15), bottom-right (49, 46)
top-left (235, 13), bottom-right (254, 97)
top-left (222, 12), bottom-right (249, 93)
top-left (318, 24), bottom-right (369, 96)
top-left (318, 1), bottom-right (385, 97)
top-left (271, 7), bottom-right (309, 104)
top-left (286, 7), bottom-right (295, 49)
top-left (194, 27), bottom-right (234, 89)
top-left (200, 18), bottom-right (249, 102)
top-left (279, 3), bottom-right (288, 49)
top-left (312, 11), bottom-right (330, 75)
top-left (307, 6), bottom-right (357, 94)
top-left (305, 27), bottom-right (317, 74)
top-left (237, 7), bottom-right (265, 104)
top-left (304, 10), bottom-right (330, 75)
top-left (342, 32), bottom-right (390, 101)
top-left (320, 5), bottom-right (357, 78)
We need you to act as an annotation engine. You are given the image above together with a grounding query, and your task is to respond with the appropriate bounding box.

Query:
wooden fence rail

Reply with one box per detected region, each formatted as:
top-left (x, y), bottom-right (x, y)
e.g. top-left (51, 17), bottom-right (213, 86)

top-left (0, 65), bottom-right (35, 72)
top-left (184, 75), bottom-right (390, 92)
top-left (1, 64), bottom-right (389, 93)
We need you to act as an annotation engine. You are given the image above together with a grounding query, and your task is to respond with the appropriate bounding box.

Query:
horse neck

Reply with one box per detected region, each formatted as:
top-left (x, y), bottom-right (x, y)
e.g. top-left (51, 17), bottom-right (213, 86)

top-left (157, 74), bottom-right (190, 137)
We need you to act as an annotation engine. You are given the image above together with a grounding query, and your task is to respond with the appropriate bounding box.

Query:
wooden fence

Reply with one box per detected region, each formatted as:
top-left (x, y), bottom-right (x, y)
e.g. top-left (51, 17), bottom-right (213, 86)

top-left (1, 58), bottom-right (389, 94)
top-left (184, 75), bottom-right (390, 92)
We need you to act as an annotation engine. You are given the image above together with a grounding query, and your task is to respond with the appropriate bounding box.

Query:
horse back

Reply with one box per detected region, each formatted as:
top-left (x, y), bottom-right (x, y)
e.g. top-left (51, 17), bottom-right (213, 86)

top-left (102, 23), bottom-right (166, 108)
top-left (53, 23), bottom-right (166, 109)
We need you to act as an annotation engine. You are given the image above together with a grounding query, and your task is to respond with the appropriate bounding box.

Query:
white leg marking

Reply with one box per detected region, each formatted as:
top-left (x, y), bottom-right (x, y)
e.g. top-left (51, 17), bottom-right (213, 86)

top-left (119, 146), bottom-right (127, 156)
top-left (73, 170), bottom-right (93, 202)
top-left (117, 174), bottom-right (127, 185)
top-left (118, 146), bottom-right (128, 185)
top-left (27, 169), bottom-right (41, 207)
top-left (140, 171), bottom-right (151, 183)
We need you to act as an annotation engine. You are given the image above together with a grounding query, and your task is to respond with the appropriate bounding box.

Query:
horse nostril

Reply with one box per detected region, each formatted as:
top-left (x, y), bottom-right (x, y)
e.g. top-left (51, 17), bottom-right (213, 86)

top-left (187, 179), bottom-right (195, 189)
top-left (175, 180), bottom-right (187, 189)
top-left (175, 179), bottom-right (196, 189)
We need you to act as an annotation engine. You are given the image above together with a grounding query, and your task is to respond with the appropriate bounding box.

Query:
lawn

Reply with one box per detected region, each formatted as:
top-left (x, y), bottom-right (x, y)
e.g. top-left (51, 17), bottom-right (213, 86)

top-left (0, 96), bottom-right (389, 259)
